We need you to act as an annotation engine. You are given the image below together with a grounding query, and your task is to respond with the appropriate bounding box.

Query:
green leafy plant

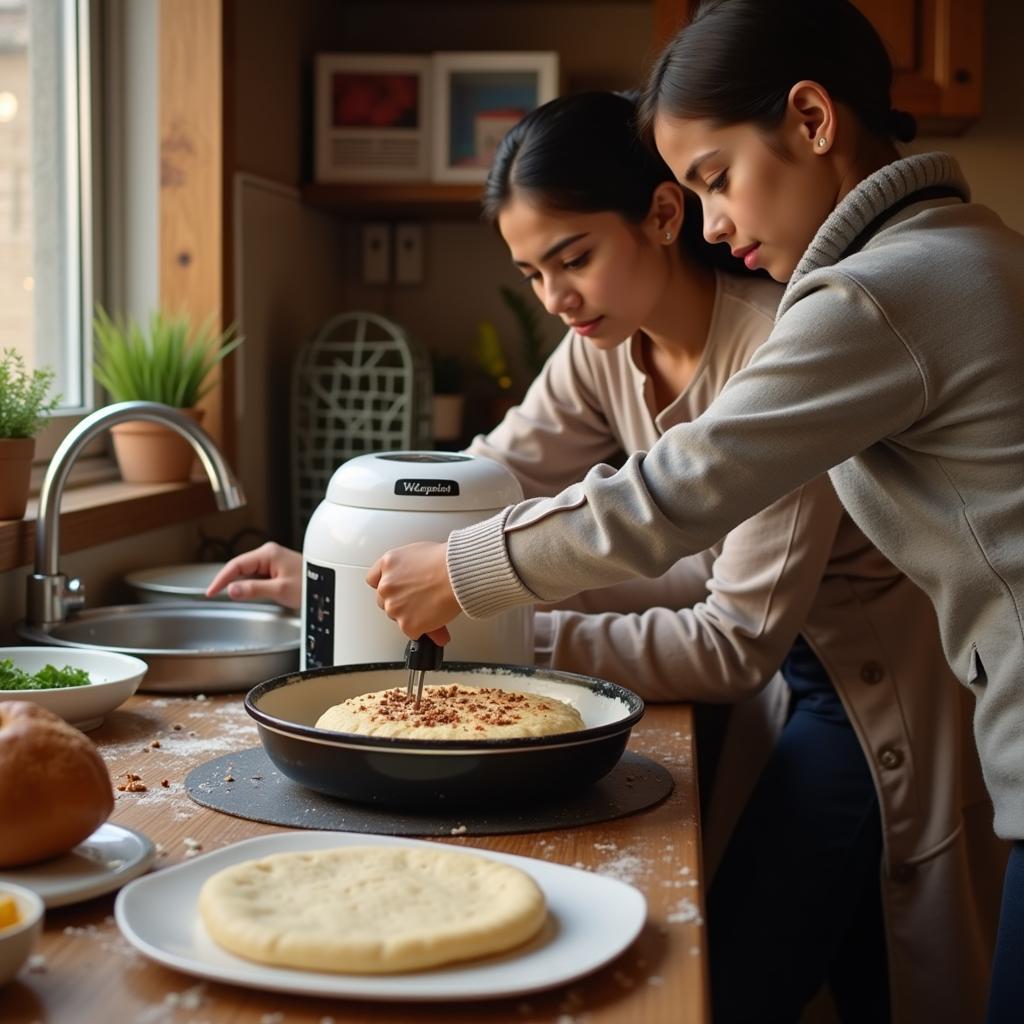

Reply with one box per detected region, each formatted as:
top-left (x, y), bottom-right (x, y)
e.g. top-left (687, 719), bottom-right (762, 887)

top-left (0, 658), bottom-right (91, 690)
top-left (92, 306), bottom-right (243, 408)
top-left (473, 321), bottom-right (513, 392)
top-left (500, 285), bottom-right (551, 379)
top-left (0, 347), bottom-right (60, 438)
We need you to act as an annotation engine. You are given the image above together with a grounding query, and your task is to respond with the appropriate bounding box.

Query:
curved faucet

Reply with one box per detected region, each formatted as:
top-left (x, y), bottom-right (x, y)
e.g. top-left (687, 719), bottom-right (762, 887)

top-left (26, 401), bottom-right (246, 628)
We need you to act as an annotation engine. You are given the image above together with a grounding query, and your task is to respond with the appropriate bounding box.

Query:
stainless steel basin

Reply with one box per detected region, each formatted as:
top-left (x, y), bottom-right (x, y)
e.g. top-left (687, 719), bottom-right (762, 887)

top-left (17, 602), bottom-right (300, 693)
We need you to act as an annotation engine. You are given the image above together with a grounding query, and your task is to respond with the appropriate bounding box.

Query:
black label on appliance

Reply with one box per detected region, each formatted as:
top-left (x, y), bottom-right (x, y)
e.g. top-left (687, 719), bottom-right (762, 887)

top-left (393, 478), bottom-right (460, 497)
top-left (304, 562), bottom-right (335, 669)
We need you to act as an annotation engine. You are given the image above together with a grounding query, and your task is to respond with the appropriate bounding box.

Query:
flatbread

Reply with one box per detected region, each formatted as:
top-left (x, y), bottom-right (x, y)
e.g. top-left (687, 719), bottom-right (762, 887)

top-left (315, 683), bottom-right (585, 740)
top-left (198, 845), bottom-right (547, 973)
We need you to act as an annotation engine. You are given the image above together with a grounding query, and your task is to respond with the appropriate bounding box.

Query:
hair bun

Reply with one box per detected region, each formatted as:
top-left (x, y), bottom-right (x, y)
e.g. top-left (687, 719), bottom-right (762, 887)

top-left (887, 107), bottom-right (917, 143)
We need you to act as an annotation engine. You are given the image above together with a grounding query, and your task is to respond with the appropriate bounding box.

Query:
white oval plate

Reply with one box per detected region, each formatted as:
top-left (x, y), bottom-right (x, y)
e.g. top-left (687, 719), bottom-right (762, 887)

top-left (0, 647), bottom-right (148, 731)
top-left (115, 831), bottom-right (647, 1001)
top-left (0, 823), bottom-right (156, 908)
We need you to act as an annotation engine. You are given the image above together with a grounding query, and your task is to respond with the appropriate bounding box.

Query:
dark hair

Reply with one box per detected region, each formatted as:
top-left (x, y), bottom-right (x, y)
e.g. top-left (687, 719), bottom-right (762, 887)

top-left (483, 91), bottom-right (675, 224)
top-left (483, 90), bottom-right (743, 271)
top-left (638, 0), bottom-right (916, 144)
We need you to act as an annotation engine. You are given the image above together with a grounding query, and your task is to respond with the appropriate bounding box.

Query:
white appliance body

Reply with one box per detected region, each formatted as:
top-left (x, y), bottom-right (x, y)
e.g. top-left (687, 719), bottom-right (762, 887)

top-left (302, 452), bottom-right (533, 669)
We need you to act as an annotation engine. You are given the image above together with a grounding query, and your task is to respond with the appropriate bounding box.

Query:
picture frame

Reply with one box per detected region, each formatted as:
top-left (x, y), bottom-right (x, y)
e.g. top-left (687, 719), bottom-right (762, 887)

top-left (430, 52), bottom-right (559, 184)
top-left (314, 54), bottom-right (431, 182)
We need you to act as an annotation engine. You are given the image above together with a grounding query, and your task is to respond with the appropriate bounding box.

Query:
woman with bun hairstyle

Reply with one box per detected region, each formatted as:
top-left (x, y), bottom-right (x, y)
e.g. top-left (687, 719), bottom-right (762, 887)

top-left (367, 2), bottom-right (1024, 1020)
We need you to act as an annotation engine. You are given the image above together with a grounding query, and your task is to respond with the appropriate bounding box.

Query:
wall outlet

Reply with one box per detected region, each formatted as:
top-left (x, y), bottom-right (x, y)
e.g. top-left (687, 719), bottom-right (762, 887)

top-left (394, 223), bottom-right (424, 285)
top-left (362, 223), bottom-right (391, 284)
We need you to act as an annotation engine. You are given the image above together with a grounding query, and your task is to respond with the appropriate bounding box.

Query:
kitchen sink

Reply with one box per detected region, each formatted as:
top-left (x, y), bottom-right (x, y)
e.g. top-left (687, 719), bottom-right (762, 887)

top-left (17, 602), bottom-right (300, 693)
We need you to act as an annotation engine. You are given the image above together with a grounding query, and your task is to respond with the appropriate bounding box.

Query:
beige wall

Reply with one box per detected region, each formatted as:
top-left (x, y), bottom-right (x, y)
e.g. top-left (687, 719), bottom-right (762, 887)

top-left (229, 1), bottom-right (653, 539)
top-left (231, 0), bottom-right (654, 366)
top-left (233, 1), bottom-right (654, 187)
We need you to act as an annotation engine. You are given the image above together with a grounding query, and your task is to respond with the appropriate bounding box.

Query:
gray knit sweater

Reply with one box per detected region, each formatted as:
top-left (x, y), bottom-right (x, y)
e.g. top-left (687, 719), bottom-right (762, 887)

top-left (447, 153), bottom-right (1024, 838)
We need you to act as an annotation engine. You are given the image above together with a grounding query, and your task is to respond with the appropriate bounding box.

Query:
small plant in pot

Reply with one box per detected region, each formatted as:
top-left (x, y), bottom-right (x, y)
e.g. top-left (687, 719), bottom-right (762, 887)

top-left (0, 348), bottom-right (60, 520)
top-left (92, 307), bottom-right (242, 483)
top-left (430, 353), bottom-right (466, 445)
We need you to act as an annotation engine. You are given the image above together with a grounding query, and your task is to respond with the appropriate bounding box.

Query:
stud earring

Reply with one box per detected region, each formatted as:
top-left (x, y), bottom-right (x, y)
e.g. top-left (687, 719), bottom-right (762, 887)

top-left (816, 137), bottom-right (828, 148)
top-left (664, 231), bottom-right (673, 242)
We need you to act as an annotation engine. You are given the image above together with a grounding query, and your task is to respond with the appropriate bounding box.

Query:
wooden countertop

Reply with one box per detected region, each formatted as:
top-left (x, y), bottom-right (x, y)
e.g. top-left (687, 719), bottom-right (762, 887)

top-left (4, 694), bottom-right (708, 1023)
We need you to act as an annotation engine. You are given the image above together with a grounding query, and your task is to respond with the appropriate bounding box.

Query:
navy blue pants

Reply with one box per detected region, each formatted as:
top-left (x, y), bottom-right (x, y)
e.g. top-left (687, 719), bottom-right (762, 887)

top-left (987, 840), bottom-right (1024, 1022)
top-left (707, 637), bottom-right (889, 1024)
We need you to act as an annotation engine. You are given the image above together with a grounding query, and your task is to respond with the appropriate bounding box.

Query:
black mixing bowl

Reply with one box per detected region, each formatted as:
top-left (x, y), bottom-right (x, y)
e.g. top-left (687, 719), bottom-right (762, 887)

top-left (245, 662), bottom-right (644, 810)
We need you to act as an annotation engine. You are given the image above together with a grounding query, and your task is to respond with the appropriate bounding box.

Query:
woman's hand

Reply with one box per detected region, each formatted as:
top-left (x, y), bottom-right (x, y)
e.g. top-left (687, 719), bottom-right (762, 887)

top-left (365, 541), bottom-right (459, 645)
top-left (205, 542), bottom-right (303, 610)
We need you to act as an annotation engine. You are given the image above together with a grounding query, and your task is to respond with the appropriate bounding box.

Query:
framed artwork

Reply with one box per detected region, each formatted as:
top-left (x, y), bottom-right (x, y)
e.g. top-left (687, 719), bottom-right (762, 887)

top-left (430, 52), bottom-right (559, 183)
top-left (314, 54), bottom-right (431, 182)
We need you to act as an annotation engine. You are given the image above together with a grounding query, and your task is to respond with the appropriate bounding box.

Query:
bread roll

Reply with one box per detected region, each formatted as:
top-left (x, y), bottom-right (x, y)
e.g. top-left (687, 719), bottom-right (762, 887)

top-left (0, 701), bottom-right (114, 868)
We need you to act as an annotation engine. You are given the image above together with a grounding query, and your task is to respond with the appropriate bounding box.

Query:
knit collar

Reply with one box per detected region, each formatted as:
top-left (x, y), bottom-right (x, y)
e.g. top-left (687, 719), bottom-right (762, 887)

top-left (783, 152), bottom-right (969, 304)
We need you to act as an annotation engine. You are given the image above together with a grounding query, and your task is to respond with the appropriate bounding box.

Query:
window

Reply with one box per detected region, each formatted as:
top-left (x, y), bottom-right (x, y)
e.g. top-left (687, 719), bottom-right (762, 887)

top-left (0, 0), bottom-right (94, 419)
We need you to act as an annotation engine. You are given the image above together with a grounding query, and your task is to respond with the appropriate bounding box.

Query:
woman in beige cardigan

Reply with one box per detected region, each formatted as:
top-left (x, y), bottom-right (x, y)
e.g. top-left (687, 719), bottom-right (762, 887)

top-left (215, 92), bottom-right (1001, 1024)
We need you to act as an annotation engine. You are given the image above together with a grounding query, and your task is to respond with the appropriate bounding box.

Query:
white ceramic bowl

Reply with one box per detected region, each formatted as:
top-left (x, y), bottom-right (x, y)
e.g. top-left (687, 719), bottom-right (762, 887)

top-left (0, 647), bottom-right (148, 731)
top-left (0, 881), bottom-right (44, 987)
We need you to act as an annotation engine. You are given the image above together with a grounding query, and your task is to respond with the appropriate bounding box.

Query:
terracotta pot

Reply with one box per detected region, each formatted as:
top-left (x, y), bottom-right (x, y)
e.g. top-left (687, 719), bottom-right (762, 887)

top-left (431, 394), bottom-right (465, 443)
top-left (110, 408), bottom-right (204, 484)
top-left (0, 437), bottom-right (35, 519)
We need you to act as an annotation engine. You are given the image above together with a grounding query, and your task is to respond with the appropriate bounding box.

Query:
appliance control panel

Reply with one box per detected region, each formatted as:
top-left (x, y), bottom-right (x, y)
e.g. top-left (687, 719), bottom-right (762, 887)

top-left (304, 562), bottom-right (335, 669)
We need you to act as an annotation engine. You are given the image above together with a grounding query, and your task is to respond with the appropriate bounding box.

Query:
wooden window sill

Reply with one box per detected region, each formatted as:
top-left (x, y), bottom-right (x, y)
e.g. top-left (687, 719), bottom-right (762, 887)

top-left (0, 479), bottom-right (217, 575)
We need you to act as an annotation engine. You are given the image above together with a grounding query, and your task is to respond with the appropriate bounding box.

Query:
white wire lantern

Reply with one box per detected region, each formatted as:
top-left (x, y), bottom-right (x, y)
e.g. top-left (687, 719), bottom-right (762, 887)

top-left (290, 311), bottom-right (432, 545)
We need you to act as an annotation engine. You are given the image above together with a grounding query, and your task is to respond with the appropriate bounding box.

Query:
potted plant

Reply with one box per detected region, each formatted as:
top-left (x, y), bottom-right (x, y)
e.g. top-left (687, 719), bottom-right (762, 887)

top-left (431, 353), bottom-right (466, 445)
top-left (0, 349), bottom-right (60, 519)
top-left (92, 307), bottom-right (242, 483)
top-left (499, 284), bottom-right (552, 383)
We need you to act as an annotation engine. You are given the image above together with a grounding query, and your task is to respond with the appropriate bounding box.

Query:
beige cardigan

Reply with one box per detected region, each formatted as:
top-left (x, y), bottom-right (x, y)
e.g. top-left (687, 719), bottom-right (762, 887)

top-left (466, 270), bottom-right (1002, 1024)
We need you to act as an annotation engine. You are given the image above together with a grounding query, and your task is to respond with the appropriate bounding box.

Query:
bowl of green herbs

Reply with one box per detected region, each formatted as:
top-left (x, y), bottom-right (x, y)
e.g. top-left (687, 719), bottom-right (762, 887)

top-left (0, 648), bottom-right (147, 732)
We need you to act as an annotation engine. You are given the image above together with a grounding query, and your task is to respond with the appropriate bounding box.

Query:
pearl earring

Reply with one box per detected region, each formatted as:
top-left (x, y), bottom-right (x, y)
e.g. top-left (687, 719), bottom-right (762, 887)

top-left (816, 137), bottom-right (828, 148)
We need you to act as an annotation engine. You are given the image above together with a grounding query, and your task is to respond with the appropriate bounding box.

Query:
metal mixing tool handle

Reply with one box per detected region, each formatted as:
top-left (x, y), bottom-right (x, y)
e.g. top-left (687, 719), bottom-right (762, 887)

top-left (404, 635), bottom-right (443, 705)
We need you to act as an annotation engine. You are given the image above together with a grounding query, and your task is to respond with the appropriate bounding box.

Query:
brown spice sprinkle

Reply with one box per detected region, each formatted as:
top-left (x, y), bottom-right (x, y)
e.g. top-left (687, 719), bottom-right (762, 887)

top-left (116, 772), bottom-right (147, 793)
top-left (367, 685), bottom-right (543, 728)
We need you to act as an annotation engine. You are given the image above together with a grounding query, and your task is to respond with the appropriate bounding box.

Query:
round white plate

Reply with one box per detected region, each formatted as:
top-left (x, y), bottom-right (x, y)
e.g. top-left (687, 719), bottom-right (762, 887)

top-left (0, 823), bottom-right (156, 908)
top-left (115, 831), bottom-right (647, 1001)
top-left (125, 563), bottom-right (228, 602)
top-left (0, 647), bottom-right (148, 731)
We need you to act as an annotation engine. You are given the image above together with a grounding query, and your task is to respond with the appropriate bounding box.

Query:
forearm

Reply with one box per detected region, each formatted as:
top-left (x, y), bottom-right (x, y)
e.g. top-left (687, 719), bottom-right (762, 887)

top-left (449, 282), bottom-right (923, 620)
top-left (534, 602), bottom-right (793, 703)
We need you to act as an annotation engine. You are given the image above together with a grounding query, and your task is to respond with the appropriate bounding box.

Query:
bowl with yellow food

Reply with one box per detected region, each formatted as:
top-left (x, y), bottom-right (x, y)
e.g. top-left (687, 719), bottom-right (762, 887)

top-left (0, 881), bottom-right (44, 986)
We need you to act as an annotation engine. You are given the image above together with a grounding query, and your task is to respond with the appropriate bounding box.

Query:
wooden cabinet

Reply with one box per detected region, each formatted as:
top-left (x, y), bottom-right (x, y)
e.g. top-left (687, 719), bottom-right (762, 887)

top-left (852, 0), bottom-right (983, 126)
top-left (650, 0), bottom-right (984, 127)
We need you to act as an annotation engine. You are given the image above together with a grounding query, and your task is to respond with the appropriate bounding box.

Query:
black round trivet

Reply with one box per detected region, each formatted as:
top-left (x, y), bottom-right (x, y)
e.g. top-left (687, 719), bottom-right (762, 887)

top-left (185, 746), bottom-right (672, 837)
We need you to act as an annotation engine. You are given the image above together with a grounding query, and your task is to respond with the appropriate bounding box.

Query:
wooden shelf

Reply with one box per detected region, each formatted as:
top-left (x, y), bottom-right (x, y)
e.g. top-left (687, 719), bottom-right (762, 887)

top-left (301, 182), bottom-right (487, 221)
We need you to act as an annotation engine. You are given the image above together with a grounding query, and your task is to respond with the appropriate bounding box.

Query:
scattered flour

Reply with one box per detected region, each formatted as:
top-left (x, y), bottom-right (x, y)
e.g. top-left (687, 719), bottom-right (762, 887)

top-left (593, 850), bottom-right (648, 885)
top-left (667, 897), bottom-right (704, 926)
top-left (134, 984), bottom-right (208, 1023)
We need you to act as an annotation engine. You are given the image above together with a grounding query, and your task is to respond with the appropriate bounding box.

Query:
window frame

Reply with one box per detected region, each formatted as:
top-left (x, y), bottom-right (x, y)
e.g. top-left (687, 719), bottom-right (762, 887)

top-left (1, 0), bottom-right (235, 575)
